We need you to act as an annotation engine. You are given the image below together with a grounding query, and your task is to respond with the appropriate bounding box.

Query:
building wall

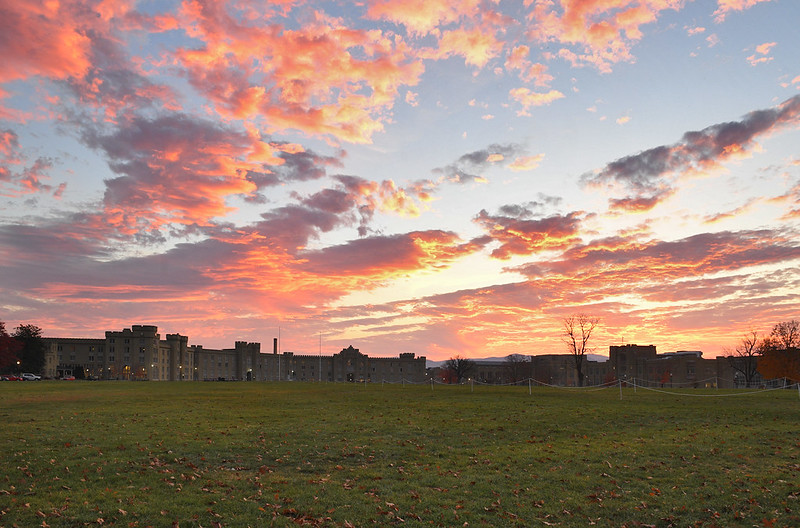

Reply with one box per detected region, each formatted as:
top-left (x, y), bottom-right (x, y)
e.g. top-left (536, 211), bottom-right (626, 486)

top-left (43, 337), bottom-right (105, 379)
top-left (44, 326), bottom-right (759, 387)
top-left (609, 344), bottom-right (658, 381)
top-left (46, 326), bottom-right (426, 383)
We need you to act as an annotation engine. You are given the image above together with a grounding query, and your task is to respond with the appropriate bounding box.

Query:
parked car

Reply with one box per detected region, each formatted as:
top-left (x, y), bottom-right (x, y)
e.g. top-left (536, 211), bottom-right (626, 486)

top-left (21, 373), bottom-right (41, 381)
top-left (1, 374), bottom-right (22, 381)
top-left (61, 375), bottom-right (76, 381)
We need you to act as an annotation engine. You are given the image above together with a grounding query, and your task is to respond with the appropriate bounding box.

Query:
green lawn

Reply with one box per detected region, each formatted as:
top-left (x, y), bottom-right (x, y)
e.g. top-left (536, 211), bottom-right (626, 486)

top-left (1, 381), bottom-right (798, 527)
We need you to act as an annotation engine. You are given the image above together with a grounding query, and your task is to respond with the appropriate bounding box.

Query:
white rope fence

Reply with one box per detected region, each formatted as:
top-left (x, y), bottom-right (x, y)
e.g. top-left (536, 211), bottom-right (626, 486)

top-left (402, 375), bottom-right (800, 399)
top-left (356, 375), bottom-right (800, 400)
top-left (624, 377), bottom-right (800, 398)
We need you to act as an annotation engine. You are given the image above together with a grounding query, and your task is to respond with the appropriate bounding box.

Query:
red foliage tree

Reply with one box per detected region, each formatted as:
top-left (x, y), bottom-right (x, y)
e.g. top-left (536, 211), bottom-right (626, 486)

top-left (757, 347), bottom-right (800, 383)
top-left (0, 321), bottom-right (23, 372)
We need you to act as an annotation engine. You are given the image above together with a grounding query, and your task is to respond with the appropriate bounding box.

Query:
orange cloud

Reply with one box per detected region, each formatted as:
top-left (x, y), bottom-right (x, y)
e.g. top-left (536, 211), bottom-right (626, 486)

top-left (509, 154), bottom-right (545, 172)
top-left (505, 45), bottom-right (554, 86)
top-left (172, 3), bottom-right (425, 144)
top-left (713, 0), bottom-right (774, 22)
top-left (366, 0), bottom-right (481, 36)
top-left (475, 210), bottom-right (584, 259)
top-left (509, 88), bottom-right (565, 115)
top-left (433, 26), bottom-right (503, 68)
top-left (528, 0), bottom-right (682, 72)
top-left (0, 0), bottom-right (93, 84)
top-left (747, 42), bottom-right (776, 66)
top-left (80, 114), bottom-right (310, 234)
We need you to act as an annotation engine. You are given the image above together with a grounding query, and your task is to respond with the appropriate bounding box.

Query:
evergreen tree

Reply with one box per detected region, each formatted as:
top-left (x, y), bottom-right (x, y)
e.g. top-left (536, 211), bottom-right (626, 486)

top-left (13, 324), bottom-right (46, 374)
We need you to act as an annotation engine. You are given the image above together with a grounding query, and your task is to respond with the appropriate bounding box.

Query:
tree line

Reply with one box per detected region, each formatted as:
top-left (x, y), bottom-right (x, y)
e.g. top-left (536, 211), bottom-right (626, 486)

top-left (726, 320), bottom-right (800, 386)
top-left (0, 322), bottom-right (47, 374)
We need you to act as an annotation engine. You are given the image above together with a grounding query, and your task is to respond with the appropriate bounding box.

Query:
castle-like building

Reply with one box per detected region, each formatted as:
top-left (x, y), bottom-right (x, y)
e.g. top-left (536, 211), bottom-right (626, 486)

top-left (42, 327), bottom-right (757, 388)
top-left (43, 325), bottom-right (427, 383)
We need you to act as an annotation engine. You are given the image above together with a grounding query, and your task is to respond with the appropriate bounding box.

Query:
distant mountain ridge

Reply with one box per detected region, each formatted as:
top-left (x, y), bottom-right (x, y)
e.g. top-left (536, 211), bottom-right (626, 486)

top-left (426, 354), bottom-right (608, 369)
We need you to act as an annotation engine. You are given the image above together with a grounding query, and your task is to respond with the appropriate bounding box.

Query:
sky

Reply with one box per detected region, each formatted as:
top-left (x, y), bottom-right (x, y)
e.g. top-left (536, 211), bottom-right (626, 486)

top-left (1, 0), bottom-right (799, 361)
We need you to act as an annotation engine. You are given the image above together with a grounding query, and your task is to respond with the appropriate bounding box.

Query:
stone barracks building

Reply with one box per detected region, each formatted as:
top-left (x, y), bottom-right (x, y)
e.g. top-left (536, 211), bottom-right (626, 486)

top-left (43, 325), bottom-right (427, 383)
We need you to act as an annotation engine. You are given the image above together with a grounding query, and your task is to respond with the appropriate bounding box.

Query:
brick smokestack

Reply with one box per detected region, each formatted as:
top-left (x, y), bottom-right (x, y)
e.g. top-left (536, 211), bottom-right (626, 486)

top-left (273, 337), bottom-right (278, 354)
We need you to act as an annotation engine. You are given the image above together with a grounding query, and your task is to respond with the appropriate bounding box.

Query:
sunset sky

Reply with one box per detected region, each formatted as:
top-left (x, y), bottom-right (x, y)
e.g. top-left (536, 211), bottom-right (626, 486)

top-left (1, 0), bottom-right (799, 361)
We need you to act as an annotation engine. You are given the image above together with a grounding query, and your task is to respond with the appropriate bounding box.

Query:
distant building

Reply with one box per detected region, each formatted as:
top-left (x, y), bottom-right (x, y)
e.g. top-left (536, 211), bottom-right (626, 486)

top-left (609, 344), bottom-right (743, 388)
top-left (43, 325), bottom-right (426, 383)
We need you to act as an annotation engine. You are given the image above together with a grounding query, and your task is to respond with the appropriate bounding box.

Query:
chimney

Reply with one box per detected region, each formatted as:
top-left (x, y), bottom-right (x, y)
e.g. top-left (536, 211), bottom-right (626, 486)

top-left (273, 337), bottom-right (278, 354)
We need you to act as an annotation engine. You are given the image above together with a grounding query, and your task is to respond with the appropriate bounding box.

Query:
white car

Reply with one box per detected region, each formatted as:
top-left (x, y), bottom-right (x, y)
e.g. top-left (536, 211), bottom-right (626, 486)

top-left (21, 373), bottom-right (41, 381)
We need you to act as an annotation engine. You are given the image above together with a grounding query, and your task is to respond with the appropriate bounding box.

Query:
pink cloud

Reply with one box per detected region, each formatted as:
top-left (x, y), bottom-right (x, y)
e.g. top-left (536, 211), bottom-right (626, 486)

top-left (366, 0), bottom-right (481, 36)
top-left (509, 154), bottom-right (545, 171)
top-left (0, 0), bottom-right (93, 84)
top-left (509, 88), bottom-right (565, 115)
top-left (430, 26), bottom-right (503, 68)
top-left (713, 0), bottom-right (774, 22)
top-left (505, 46), bottom-right (554, 87)
top-left (79, 114), bottom-right (306, 234)
top-left (0, 129), bottom-right (64, 198)
top-left (475, 209), bottom-right (584, 259)
top-left (747, 42), bottom-right (776, 66)
top-left (171, 3), bottom-right (425, 144)
top-left (528, 0), bottom-right (682, 72)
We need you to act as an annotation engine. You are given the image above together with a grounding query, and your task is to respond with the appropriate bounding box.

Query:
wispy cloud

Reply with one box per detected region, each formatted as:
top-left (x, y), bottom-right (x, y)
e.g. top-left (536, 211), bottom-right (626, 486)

top-left (584, 95), bottom-right (800, 212)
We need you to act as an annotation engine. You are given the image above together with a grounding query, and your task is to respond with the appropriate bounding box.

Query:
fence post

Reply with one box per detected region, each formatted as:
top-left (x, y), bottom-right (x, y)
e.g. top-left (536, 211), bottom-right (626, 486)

top-left (619, 379), bottom-right (623, 400)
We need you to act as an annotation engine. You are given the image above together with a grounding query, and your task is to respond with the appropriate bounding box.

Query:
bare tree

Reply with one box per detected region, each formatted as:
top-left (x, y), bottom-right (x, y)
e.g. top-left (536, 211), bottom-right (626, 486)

top-left (504, 354), bottom-right (531, 384)
top-left (444, 355), bottom-right (476, 384)
top-left (562, 314), bottom-right (599, 387)
top-left (769, 320), bottom-right (799, 350)
top-left (724, 330), bottom-right (761, 387)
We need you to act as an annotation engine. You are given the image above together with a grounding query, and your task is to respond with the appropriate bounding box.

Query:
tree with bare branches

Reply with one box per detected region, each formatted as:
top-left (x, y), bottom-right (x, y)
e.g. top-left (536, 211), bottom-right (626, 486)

top-left (768, 320), bottom-right (799, 350)
top-left (504, 354), bottom-right (531, 384)
top-left (562, 314), bottom-right (599, 387)
top-left (724, 330), bottom-right (761, 387)
top-left (444, 356), bottom-right (476, 384)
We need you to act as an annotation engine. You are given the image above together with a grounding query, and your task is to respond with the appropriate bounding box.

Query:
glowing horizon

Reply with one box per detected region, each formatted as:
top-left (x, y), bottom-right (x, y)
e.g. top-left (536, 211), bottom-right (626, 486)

top-left (1, 0), bottom-right (798, 361)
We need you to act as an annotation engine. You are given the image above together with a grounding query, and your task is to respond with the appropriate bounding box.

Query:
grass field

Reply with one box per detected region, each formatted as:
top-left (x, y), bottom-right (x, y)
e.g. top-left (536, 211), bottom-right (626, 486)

top-left (1, 381), bottom-right (799, 527)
